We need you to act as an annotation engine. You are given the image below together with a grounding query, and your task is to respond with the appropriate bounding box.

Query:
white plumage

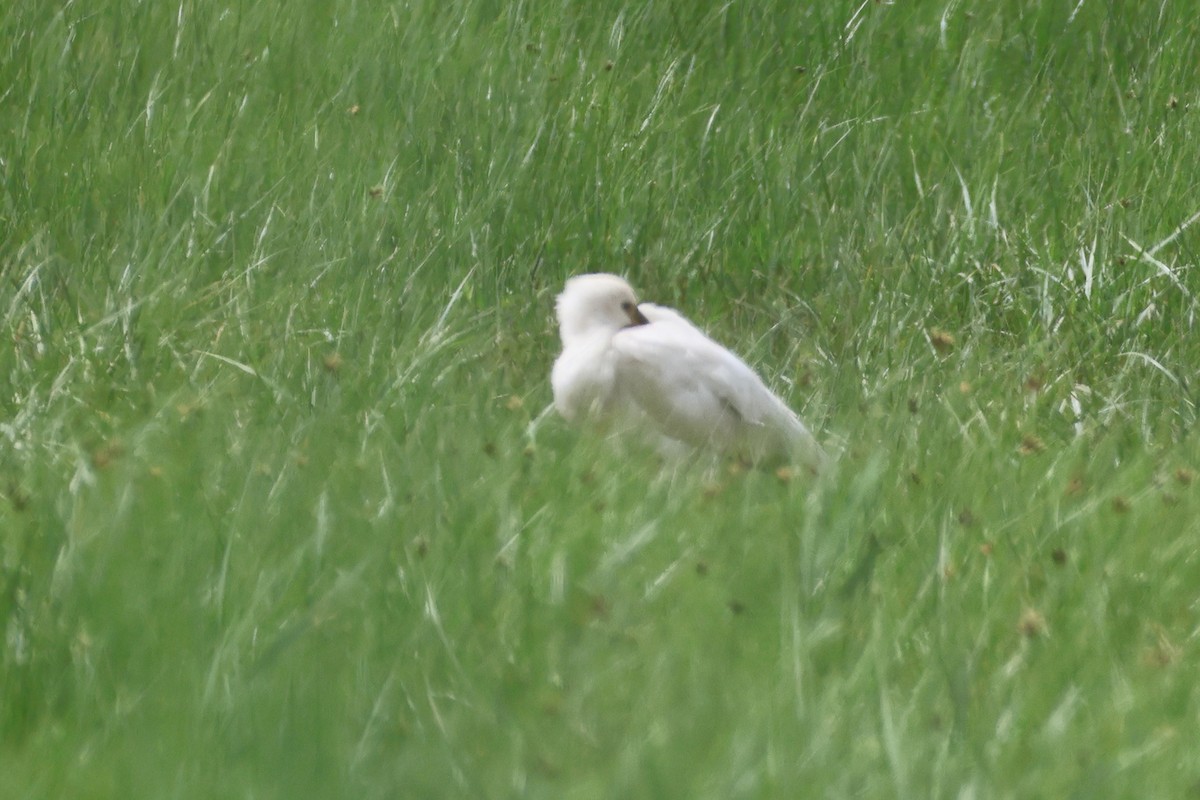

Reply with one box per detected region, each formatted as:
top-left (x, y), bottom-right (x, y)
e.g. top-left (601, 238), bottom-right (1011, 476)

top-left (551, 273), bottom-right (821, 465)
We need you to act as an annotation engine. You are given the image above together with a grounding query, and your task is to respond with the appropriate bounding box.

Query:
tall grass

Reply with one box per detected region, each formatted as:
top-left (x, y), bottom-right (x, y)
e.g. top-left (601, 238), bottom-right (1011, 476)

top-left (3, 0), bottom-right (1200, 797)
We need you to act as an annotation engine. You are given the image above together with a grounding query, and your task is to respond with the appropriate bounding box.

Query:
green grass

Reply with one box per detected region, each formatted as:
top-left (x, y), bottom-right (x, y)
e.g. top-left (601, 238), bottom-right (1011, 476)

top-left (4, 0), bottom-right (1200, 796)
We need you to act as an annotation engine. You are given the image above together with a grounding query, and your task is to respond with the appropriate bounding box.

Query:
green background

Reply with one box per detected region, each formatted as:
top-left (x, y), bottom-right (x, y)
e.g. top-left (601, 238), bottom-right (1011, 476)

top-left (3, 1), bottom-right (1199, 796)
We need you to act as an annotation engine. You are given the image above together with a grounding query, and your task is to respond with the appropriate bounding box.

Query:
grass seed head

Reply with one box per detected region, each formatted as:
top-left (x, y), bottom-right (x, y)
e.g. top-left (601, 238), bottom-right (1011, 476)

top-left (91, 440), bottom-right (124, 469)
top-left (5, 483), bottom-right (30, 512)
top-left (1142, 626), bottom-right (1180, 667)
top-left (1018, 434), bottom-right (1045, 456)
top-left (929, 328), bottom-right (955, 355)
top-left (1018, 608), bottom-right (1048, 638)
top-left (588, 594), bottom-right (610, 620)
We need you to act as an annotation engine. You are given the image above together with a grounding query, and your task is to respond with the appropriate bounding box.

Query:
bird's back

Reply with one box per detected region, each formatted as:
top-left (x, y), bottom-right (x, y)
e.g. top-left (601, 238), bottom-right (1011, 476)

top-left (613, 305), bottom-right (819, 463)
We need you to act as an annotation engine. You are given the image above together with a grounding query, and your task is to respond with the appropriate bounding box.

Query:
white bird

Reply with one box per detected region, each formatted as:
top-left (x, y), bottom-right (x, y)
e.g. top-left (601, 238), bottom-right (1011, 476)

top-left (551, 273), bottom-right (822, 465)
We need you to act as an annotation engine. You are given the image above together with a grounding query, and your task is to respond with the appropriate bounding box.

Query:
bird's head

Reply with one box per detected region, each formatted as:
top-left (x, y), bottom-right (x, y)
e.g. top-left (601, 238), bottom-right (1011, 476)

top-left (555, 273), bottom-right (650, 345)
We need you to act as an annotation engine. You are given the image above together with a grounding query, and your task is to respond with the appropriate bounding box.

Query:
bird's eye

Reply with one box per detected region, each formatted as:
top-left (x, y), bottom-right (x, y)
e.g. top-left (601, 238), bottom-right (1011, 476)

top-left (620, 301), bottom-right (633, 311)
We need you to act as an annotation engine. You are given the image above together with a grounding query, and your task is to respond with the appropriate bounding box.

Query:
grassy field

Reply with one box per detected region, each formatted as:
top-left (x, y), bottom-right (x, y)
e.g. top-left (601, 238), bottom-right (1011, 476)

top-left (4, 0), bottom-right (1200, 796)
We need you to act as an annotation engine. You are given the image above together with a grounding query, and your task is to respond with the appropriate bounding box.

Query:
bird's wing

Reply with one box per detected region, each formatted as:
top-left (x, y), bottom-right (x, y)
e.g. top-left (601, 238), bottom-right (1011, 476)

top-left (638, 303), bottom-right (705, 333)
top-left (612, 306), bottom-right (811, 453)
